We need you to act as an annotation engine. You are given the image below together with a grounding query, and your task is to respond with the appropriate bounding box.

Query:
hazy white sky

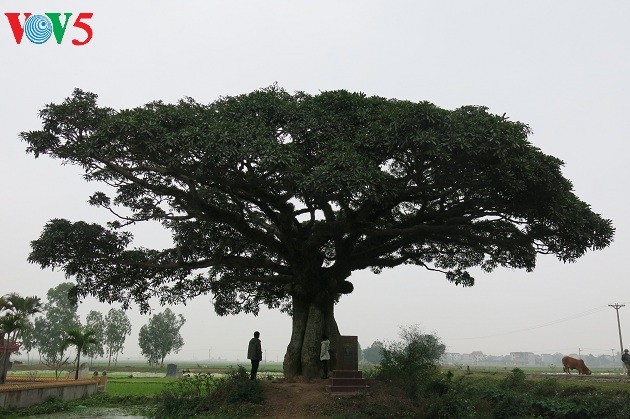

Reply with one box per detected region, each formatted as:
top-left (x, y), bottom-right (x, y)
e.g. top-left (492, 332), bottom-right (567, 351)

top-left (2, 1), bottom-right (630, 363)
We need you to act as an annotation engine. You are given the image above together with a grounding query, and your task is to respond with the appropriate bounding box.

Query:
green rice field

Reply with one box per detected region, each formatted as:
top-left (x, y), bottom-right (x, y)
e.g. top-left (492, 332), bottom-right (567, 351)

top-left (104, 377), bottom-right (178, 395)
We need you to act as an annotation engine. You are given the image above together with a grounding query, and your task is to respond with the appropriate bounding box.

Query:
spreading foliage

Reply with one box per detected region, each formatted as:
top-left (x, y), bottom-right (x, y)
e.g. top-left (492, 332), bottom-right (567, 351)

top-left (22, 87), bottom-right (613, 319)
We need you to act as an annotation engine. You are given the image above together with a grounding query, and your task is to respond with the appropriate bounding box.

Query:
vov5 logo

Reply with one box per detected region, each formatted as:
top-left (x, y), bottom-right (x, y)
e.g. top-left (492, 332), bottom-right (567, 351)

top-left (5, 12), bottom-right (93, 45)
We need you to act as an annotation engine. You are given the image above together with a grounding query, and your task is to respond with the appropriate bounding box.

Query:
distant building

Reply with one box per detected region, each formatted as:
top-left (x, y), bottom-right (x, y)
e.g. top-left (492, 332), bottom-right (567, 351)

top-left (459, 351), bottom-right (485, 365)
top-left (441, 353), bottom-right (462, 364)
top-left (540, 353), bottom-right (558, 366)
top-left (510, 352), bottom-right (537, 366)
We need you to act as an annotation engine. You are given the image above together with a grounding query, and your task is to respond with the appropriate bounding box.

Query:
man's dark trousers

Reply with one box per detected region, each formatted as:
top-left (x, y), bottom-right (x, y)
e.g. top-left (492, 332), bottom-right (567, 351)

top-left (250, 360), bottom-right (260, 380)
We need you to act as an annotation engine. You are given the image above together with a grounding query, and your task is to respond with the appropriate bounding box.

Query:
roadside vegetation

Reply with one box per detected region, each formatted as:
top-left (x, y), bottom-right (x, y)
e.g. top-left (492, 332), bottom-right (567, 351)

top-left (361, 328), bottom-right (630, 418)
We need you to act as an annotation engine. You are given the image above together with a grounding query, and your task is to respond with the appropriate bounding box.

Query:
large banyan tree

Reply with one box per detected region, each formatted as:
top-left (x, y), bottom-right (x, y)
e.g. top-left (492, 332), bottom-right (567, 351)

top-left (23, 87), bottom-right (613, 378)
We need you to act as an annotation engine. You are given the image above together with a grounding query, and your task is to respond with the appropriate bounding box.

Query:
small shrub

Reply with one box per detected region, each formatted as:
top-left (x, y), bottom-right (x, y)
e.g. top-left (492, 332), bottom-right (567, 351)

top-left (154, 373), bottom-right (219, 418)
top-left (426, 372), bottom-right (477, 418)
top-left (377, 324), bottom-right (445, 399)
top-left (361, 366), bottom-right (380, 378)
top-left (166, 373), bottom-right (217, 397)
top-left (154, 365), bottom-right (262, 418)
top-left (491, 391), bottom-right (534, 418)
top-left (532, 377), bottom-right (559, 397)
top-left (498, 368), bottom-right (527, 391)
top-left (213, 365), bottom-right (263, 404)
top-left (559, 384), bottom-right (598, 396)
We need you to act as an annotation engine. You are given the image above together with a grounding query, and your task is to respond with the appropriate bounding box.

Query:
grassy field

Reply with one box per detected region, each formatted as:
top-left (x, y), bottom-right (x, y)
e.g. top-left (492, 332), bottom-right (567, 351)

top-left (105, 377), bottom-right (177, 395)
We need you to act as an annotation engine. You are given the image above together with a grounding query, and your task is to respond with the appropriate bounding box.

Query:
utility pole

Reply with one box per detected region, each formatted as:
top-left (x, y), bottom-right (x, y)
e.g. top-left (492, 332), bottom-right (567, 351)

top-left (609, 303), bottom-right (625, 356)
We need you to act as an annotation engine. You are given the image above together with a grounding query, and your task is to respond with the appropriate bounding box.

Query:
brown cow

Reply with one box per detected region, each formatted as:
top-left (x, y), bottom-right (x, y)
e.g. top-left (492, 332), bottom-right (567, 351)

top-left (561, 356), bottom-right (591, 375)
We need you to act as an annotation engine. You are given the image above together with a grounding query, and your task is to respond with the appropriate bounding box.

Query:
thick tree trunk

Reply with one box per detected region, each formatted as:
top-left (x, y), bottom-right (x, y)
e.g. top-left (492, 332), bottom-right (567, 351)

top-left (283, 296), bottom-right (340, 379)
top-left (283, 297), bottom-right (308, 377)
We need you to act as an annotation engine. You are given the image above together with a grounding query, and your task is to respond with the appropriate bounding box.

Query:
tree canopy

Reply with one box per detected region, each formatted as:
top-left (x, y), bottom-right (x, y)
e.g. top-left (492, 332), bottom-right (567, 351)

top-left (103, 308), bottom-right (132, 366)
top-left (23, 86), bottom-right (614, 377)
top-left (138, 308), bottom-right (185, 366)
top-left (85, 310), bottom-right (106, 360)
top-left (33, 282), bottom-right (80, 377)
top-left (362, 340), bottom-right (384, 364)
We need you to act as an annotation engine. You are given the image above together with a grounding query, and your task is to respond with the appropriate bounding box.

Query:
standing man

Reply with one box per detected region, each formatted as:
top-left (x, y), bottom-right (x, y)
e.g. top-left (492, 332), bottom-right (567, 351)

top-left (247, 331), bottom-right (262, 380)
top-left (622, 349), bottom-right (630, 375)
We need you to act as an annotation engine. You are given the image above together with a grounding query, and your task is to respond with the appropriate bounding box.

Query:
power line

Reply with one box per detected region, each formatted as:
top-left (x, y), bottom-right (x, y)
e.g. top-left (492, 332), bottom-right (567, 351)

top-left (451, 305), bottom-right (609, 340)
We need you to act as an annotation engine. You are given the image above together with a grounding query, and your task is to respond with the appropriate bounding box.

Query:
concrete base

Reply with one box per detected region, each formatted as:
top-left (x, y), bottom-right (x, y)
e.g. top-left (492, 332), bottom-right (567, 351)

top-left (0, 377), bottom-right (99, 409)
top-left (326, 370), bottom-right (369, 395)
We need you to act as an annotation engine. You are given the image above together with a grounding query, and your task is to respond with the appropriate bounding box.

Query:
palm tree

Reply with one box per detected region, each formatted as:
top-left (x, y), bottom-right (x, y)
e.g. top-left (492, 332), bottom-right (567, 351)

top-left (0, 294), bottom-right (43, 382)
top-left (7, 294), bottom-right (43, 317)
top-left (3, 294), bottom-right (42, 343)
top-left (64, 328), bottom-right (98, 380)
top-left (0, 296), bottom-right (12, 313)
top-left (0, 295), bottom-right (19, 384)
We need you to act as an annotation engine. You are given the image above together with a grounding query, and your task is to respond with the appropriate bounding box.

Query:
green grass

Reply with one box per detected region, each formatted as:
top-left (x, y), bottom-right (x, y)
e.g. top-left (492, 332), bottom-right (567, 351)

top-left (106, 377), bottom-right (178, 395)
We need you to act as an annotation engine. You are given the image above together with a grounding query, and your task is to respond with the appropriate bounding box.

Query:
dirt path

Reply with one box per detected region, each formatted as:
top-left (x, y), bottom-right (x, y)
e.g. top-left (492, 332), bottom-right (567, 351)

top-left (258, 379), bottom-right (335, 418)
top-left (257, 378), bottom-right (422, 418)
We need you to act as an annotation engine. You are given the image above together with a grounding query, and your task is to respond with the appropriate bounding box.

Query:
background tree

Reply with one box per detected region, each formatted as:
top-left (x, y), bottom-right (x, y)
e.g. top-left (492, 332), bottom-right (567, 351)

top-left (363, 340), bottom-right (384, 364)
top-left (63, 327), bottom-right (98, 379)
top-left (19, 320), bottom-right (36, 364)
top-left (138, 308), bottom-right (185, 367)
top-left (103, 308), bottom-right (132, 366)
top-left (33, 283), bottom-right (80, 378)
top-left (24, 87), bottom-right (614, 378)
top-left (85, 310), bottom-right (105, 363)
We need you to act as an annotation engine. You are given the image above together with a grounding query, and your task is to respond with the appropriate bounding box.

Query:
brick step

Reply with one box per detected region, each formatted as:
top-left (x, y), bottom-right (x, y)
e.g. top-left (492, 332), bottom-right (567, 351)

top-left (333, 370), bottom-right (363, 379)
